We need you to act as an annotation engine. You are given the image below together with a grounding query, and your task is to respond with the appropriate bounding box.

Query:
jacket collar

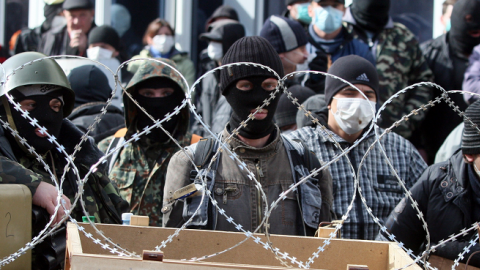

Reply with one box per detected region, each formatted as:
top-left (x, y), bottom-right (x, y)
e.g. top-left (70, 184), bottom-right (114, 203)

top-left (223, 125), bottom-right (283, 159)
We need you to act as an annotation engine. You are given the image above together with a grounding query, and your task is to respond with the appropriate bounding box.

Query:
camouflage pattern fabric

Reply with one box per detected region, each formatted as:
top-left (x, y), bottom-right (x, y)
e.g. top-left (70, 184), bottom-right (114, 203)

top-left (98, 58), bottom-right (192, 227)
top-left (346, 23), bottom-right (434, 140)
top-left (0, 120), bottom-right (129, 224)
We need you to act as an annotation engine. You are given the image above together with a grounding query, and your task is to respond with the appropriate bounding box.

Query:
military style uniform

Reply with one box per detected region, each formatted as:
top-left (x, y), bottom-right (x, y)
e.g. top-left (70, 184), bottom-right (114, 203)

top-left (98, 59), bottom-right (192, 227)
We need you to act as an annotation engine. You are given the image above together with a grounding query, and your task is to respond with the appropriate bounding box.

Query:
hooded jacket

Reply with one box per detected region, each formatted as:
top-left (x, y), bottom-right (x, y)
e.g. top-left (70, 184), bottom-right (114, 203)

top-left (384, 151), bottom-right (480, 267)
top-left (98, 59), bottom-right (192, 227)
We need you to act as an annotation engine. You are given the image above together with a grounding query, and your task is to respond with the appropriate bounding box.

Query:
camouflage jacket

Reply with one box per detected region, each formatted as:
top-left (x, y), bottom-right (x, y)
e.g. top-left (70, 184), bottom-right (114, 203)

top-left (98, 130), bottom-right (192, 227)
top-left (0, 119), bottom-right (129, 224)
top-left (344, 9), bottom-right (434, 140)
top-left (98, 58), bottom-right (193, 227)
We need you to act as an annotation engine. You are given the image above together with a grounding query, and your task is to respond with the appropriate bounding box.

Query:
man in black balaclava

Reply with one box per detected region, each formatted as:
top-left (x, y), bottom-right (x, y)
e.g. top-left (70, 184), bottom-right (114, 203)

top-left (164, 36), bottom-right (334, 236)
top-left (98, 58), bottom-right (194, 227)
top-left (419, 0), bottom-right (480, 164)
top-left (344, 0), bottom-right (434, 162)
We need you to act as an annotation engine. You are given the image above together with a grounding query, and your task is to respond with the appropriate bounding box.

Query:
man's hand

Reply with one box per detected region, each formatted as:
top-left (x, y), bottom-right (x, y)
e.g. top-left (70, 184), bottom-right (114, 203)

top-left (32, 181), bottom-right (72, 226)
top-left (69, 29), bottom-right (88, 55)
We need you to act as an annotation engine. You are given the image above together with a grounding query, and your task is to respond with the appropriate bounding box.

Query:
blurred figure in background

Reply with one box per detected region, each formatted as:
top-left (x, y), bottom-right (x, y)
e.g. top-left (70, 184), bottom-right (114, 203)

top-left (275, 85), bottom-right (316, 134)
top-left (282, 0), bottom-right (311, 30)
top-left (38, 0), bottom-right (95, 57)
top-left (127, 18), bottom-right (196, 87)
top-left (67, 65), bottom-right (124, 143)
top-left (13, 0), bottom-right (65, 54)
top-left (420, 0), bottom-right (480, 163)
top-left (110, 3), bottom-right (142, 59)
top-left (192, 20), bottom-right (245, 136)
top-left (441, 0), bottom-right (458, 34)
top-left (344, 0), bottom-right (434, 155)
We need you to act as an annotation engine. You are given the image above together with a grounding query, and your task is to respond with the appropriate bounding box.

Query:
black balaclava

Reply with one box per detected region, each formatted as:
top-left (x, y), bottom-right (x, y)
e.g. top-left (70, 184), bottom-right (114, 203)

top-left (224, 76), bottom-right (280, 139)
top-left (351, 0), bottom-right (391, 33)
top-left (133, 78), bottom-right (185, 142)
top-left (5, 86), bottom-right (64, 155)
top-left (220, 36), bottom-right (285, 139)
top-left (449, 0), bottom-right (480, 56)
top-left (41, 3), bottom-right (63, 32)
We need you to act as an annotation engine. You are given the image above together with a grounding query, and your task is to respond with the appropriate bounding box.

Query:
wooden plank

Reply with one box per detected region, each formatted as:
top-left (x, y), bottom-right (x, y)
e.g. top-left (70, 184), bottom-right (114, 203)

top-left (429, 255), bottom-right (480, 270)
top-left (388, 242), bottom-right (421, 269)
top-left (69, 223), bottom-right (419, 270)
top-left (70, 253), bottom-right (308, 270)
top-left (0, 185), bottom-right (32, 270)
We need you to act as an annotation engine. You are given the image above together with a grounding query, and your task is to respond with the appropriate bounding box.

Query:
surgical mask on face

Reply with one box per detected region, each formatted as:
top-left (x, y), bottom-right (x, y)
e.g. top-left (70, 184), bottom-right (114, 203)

top-left (207, 41), bottom-right (223, 61)
top-left (313, 6), bottom-right (344, 34)
top-left (332, 97), bottom-right (376, 135)
top-left (295, 3), bottom-right (312, 24)
top-left (86, 46), bottom-right (114, 60)
top-left (152, 35), bottom-right (175, 54)
top-left (446, 19), bottom-right (451, 32)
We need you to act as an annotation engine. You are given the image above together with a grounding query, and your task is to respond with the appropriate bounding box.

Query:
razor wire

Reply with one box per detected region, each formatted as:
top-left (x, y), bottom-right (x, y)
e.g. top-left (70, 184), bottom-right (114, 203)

top-left (1, 56), bottom-right (480, 270)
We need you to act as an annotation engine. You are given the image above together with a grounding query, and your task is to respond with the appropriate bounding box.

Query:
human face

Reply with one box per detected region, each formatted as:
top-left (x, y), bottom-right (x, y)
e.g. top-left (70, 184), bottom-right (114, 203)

top-left (157, 26), bottom-right (173, 36)
top-left (235, 78), bottom-right (278, 120)
top-left (328, 84), bottom-right (376, 120)
top-left (88, 42), bottom-right (119, 57)
top-left (309, 0), bottom-right (345, 14)
top-left (287, 0), bottom-right (310, 19)
top-left (137, 87), bottom-right (175, 98)
top-left (63, 9), bottom-right (94, 34)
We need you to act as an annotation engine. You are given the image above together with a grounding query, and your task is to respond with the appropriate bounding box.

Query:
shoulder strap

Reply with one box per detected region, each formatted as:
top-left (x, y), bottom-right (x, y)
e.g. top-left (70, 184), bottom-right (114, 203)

top-left (193, 137), bottom-right (218, 169)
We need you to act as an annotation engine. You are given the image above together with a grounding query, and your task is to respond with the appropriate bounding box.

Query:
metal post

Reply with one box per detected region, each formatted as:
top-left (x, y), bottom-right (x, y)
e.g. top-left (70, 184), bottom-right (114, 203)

top-left (95, 0), bottom-right (112, 26)
top-left (0, 0), bottom-right (5, 46)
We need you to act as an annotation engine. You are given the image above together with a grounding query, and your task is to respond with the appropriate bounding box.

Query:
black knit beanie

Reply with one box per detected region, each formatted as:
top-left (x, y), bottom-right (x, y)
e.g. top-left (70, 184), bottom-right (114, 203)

top-left (88, 25), bottom-right (121, 51)
top-left (260, 15), bottom-right (307, 54)
top-left (274, 85), bottom-right (316, 128)
top-left (324, 55), bottom-right (379, 105)
top-left (462, 100), bottom-right (480, 155)
top-left (220, 36), bottom-right (285, 93)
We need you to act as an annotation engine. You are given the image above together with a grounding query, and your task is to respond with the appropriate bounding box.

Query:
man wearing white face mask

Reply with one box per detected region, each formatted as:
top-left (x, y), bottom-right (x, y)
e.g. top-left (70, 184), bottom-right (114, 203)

top-left (192, 20), bottom-right (245, 136)
top-left (303, 0), bottom-right (374, 93)
top-left (288, 55), bottom-right (427, 240)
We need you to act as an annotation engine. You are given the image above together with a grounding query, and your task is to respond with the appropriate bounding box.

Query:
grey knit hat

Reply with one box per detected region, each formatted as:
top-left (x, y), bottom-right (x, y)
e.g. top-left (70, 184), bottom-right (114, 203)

top-left (220, 36), bottom-right (284, 93)
top-left (462, 100), bottom-right (480, 155)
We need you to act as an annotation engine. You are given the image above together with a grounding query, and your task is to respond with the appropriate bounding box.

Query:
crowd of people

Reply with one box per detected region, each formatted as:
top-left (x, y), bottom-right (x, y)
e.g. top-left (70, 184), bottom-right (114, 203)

top-left (2, 0), bottom-right (480, 268)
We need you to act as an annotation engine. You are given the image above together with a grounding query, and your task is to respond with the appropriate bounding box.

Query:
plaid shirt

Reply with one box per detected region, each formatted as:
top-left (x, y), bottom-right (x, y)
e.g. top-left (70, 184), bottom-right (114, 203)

top-left (288, 125), bottom-right (427, 240)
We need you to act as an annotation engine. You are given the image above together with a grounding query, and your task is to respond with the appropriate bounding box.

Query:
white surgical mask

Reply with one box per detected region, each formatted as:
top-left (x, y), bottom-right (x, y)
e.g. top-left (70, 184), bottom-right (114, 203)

top-left (332, 97), bottom-right (376, 135)
top-left (152, 35), bottom-right (175, 54)
top-left (207, 42), bottom-right (223, 61)
top-left (86, 46), bottom-right (114, 60)
top-left (313, 6), bottom-right (344, 34)
top-left (51, 15), bottom-right (66, 30)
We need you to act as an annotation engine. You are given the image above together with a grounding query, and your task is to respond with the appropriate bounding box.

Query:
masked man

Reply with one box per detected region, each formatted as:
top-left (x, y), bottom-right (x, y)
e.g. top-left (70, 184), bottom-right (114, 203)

top-left (98, 59), bottom-right (196, 227)
top-left (0, 52), bottom-right (128, 269)
top-left (288, 55), bottom-right (427, 240)
top-left (163, 36), bottom-right (333, 236)
top-left (382, 99), bottom-right (480, 268)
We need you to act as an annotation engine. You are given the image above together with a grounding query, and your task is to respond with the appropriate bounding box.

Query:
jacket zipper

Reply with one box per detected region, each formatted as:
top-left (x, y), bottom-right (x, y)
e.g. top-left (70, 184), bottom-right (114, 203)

top-left (255, 159), bottom-right (264, 232)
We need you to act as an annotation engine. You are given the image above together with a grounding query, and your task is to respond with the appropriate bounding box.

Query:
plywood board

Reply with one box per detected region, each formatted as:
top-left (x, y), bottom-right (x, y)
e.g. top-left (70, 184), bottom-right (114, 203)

top-left (429, 255), bottom-right (480, 270)
top-left (0, 184), bottom-right (32, 270)
top-left (69, 223), bottom-right (421, 270)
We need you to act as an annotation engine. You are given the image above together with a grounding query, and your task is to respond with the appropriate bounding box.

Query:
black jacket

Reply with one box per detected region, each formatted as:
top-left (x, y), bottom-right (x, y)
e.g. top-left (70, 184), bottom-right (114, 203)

top-left (384, 151), bottom-right (480, 266)
top-left (38, 24), bottom-right (96, 56)
top-left (67, 102), bottom-right (125, 143)
top-left (420, 34), bottom-right (469, 163)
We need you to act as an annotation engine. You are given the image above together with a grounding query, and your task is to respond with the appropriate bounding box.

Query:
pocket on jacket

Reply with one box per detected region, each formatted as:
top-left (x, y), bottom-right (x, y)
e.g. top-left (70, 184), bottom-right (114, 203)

top-left (110, 169), bottom-right (136, 202)
top-left (214, 183), bottom-right (242, 204)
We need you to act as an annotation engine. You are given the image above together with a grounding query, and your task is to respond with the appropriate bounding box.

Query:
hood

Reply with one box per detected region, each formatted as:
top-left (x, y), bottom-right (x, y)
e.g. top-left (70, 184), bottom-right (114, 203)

top-left (343, 7), bottom-right (394, 30)
top-left (123, 58), bottom-right (189, 139)
top-left (68, 65), bottom-right (112, 108)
